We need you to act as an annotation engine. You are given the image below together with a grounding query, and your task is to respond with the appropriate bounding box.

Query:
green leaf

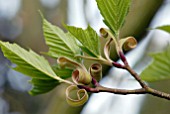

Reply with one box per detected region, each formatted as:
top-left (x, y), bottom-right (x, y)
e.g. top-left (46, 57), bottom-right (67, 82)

top-left (43, 18), bottom-right (81, 62)
top-left (154, 25), bottom-right (170, 34)
top-left (30, 65), bottom-right (73, 95)
top-left (141, 47), bottom-right (170, 82)
top-left (30, 65), bottom-right (73, 96)
top-left (96, 0), bottom-right (131, 37)
top-left (29, 78), bottom-right (59, 95)
top-left (0, 41), bottom-right (69, 95)
top-left (65, 25), bottom-right (101, 58)
top-left (52, 64), bottom-right (73, 79)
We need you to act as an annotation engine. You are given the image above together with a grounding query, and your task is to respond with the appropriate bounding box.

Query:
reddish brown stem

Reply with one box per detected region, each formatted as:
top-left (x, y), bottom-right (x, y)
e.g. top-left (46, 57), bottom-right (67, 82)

top-left (119, 51), bottom-right (128, 65)
top-left (77, 50), bottom-right (170, 100)
top-left (92, 77), bottom-right (100, 87)
top-left (119, 51), bottom-right (147, 88)
top-left (118, 51), bottom-right (170, 100)
top-left (77, 84), bottom-right (170, 100)
top-left (97, 86), bottom-right (147, 94)
top-left (112, 62), bottom-right (126, 69)
top-left (125, 65), bottom-right (147, 88)
top-left (78, 85), bottom-right (147, 94)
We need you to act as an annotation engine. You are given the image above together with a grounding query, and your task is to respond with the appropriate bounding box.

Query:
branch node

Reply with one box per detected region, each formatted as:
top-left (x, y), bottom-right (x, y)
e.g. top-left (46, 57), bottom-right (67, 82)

top-left (112, 62), bottom-right (125, 69)
top-left (119, 51), bottom-right (128, 65)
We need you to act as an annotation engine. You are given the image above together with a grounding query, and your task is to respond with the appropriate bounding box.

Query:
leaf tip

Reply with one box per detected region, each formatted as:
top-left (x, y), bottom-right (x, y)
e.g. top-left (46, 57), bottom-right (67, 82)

top-left (38, 10), bottom-right (44, 19)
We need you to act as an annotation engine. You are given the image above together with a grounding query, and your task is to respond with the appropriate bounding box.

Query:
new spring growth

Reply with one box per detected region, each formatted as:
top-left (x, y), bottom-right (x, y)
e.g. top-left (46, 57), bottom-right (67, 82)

top-left (59, 56), bottom-right (104, 106)
top-left (89, 63), bottom-right (102, 82)
top-left (72, 68), bottom-right (92, 85)
top-left (66, 85), bottom-right (88, 107)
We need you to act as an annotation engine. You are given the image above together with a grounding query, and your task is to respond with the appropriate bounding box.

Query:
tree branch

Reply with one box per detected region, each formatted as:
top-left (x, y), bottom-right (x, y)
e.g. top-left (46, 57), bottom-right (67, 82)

top-left (77, 51), bottom-right (170, 100)
top-left (125, 65), bottom-right (147, 88)
top-left (78, 85), bottom-right (147, 95)
top-left (146, 87), bottom-right (170, 100)
top-left (78, 84), bottom-right (170, 100)
top-left (97, 86), bottom-right (147, 95)
top-left (111, 51), bottom-right (170, 100)
top-left (119, 51), bottom-right (147, 88)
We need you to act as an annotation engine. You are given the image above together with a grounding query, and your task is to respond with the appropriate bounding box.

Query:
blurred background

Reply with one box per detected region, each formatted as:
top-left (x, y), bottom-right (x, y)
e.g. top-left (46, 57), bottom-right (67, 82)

top-left (0, 0), bottom-right (170, 114)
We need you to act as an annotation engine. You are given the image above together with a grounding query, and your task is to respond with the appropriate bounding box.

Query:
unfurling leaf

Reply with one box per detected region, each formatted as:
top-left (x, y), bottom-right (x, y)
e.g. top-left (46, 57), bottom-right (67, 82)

top-left (72, 68), bottom-right (92, 85)
top-left (65, 25), bottom-right (101, 58)
top-left (141, 46), bottom-right (170, 82)
top-left (154, 25), bottom-right (170, 34)
top-left (100, 28), bottom-right (119, 54)
top-left (104, 38), bottom-right (113, 62)
top-left (96, 0), bottom-right (131, 37)
top-left (119, 36), bottom-right (137, 51)
top-left (0, 41), bottom-right (70, 95)
top-left (100, 28), bottom-right (118, 44)
top-left (66, 85), bottom-right (88, 107)
top-left (42, 17), bottom-right (81, 62)
top-left (89, 63), bottom-right (102, 81)
top-left (100, 28), bottom-right (116, 39)
top-left (57, 57), bottom-right (83, 69)
top-left (100, 28), bottom-right (109, 38)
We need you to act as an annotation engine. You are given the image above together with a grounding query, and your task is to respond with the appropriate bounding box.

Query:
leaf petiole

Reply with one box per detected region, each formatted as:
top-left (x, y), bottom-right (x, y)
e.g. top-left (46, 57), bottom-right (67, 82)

top-left (75, 55), bottom-right (112, 66)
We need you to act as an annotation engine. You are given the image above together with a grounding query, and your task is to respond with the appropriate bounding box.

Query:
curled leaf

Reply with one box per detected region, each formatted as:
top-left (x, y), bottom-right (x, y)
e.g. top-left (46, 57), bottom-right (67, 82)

top-left (100, 28), bottom-right (117, 40)
top-left (57, 57), bottom-right (83, 69)
top-left (66, 85), bottom-right (88, 107)
top-left (89, 63), bottom-right (102, 82)
top-left (119, 36), bottom-right (137, 51)
top-left (104, 38), bottom-right (113, 62)
top-left (100, 28), bottom-right (109, 38)
top-left (72, 68), bottom-right (92, 85)
top-left (100, 28), bottom-right (120, 54)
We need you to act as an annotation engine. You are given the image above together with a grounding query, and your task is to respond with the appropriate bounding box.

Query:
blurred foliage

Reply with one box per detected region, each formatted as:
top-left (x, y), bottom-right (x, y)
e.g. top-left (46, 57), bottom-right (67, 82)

top-left (154, 25), bottom-right (170, 33)
top-left (141, 46), bottom-right (170, 82)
